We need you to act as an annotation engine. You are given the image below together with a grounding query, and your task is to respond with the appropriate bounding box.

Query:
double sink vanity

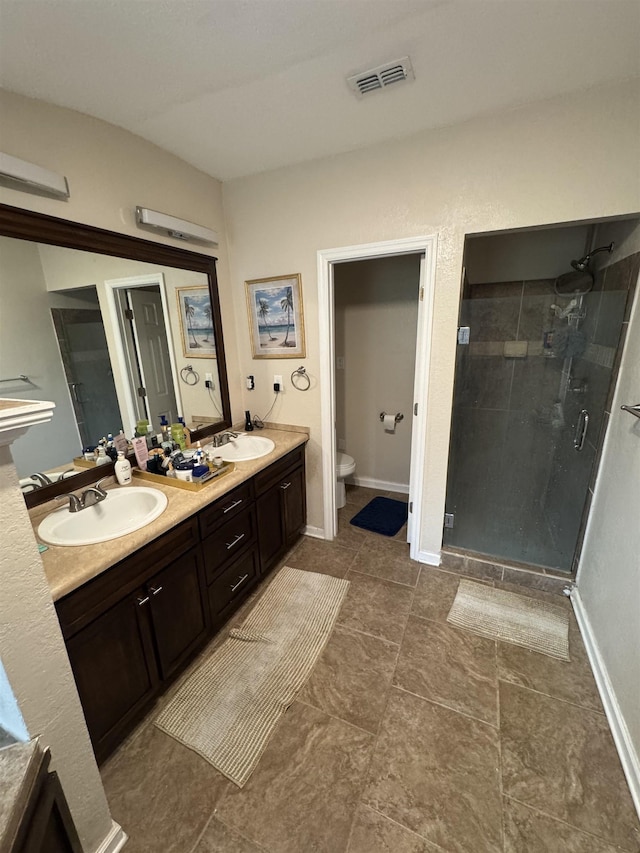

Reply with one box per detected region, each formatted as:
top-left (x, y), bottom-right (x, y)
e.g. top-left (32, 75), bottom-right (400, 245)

top-left (30, 427), bottom-right (308, 763)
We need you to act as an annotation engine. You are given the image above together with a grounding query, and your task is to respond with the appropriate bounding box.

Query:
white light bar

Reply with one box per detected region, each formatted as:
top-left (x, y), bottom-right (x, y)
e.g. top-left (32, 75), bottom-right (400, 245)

top-left (0, 152), bottom-right (70, 199)
top-left (135, 207), bottom-right (218, 245)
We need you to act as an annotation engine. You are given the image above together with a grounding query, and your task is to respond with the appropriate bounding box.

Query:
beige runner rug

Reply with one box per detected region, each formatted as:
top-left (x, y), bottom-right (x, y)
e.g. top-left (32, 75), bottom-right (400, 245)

top-left (447, 579), bottom-right (570, 661)
top-left (155, 566), bottom-right (350, 786)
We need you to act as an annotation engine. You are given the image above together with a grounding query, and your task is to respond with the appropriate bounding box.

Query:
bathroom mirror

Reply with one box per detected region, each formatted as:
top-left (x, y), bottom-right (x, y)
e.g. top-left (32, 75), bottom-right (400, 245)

top-left (0, 203), bottom-right (232, 507)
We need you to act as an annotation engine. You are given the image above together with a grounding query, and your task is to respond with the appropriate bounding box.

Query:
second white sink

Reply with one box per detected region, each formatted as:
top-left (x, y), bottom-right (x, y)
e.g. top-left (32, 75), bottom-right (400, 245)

top-left (216, 434), bottom-right (275, 462)
top-left (38, 486), bottom-right (168, 546)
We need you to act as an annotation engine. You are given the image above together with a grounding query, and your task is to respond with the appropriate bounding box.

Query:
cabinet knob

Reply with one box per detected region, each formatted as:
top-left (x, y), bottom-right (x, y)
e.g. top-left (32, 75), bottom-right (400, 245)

top-left (225, 533), bottom-right (245, 550)
top-left (280, 481), bottom-right (291, 490)
top-left (223, 498), bottom-right (243, 514)
top-left (137, 595), bottom-right (150, 606)
top-left (150, 585), bottom-right (163, 596)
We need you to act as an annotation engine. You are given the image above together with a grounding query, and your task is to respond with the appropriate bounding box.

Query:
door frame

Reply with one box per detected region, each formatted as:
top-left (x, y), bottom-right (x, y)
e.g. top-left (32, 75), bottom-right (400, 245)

top-left (317, 235), bottom-right (437, 562)
top-left (103, 273), bottom-right (181, 436)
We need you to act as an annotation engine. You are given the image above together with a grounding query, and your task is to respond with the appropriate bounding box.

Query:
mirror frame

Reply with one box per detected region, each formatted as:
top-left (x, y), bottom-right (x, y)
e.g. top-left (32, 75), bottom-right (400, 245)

top-left (0, 203), bottom-right (232, 508)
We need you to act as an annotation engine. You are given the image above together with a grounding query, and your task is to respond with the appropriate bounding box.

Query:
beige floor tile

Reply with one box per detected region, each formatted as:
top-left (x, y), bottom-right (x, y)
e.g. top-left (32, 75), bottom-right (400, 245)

top-left (101, 726), bottom-right (228, 853)
top-left (502, 798), bottom-right (624, 853)
top-left (215, 701), bottom-right (374, 853)
top-left (500, 681), bottom-right (640, 851)
top-left (335, 511), bottom-right (368, 549)
top-left (287, 536), bottom-right (357, 577)
top-left (363, 688), bottom-right (503, 853)
top-left (344, 485), bottom-right (389, 508)
top-left (347, 805), bottom-right (442, 852)
top-left (298, 624), bottom-right (399, 733)
top-left (411, 566), bottom-right (462, 622)
top-left (338, 570), bottom-right (414, 643)
top-left (350, 538), bottom-right (420, 587)
top-left (192, 817), bottom-right (266, 852)
top-left (498, 619), bottom-right (603, 713)
top-left (394, 615), bottom-right (498, 725)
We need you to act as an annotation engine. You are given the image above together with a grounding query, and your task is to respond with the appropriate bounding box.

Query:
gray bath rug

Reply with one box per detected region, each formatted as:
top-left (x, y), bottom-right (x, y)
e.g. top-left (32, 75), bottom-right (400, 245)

top-left (447, 579), bottom-right (570, 661)
top-left (155, 566), bottom-right (350, 786)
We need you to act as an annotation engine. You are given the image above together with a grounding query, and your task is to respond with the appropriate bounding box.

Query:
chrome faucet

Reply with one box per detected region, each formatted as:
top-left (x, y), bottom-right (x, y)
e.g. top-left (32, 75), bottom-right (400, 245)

top-left (56, 478), bottom-right (109, 513)
top-left (212, 431), bottom-right (238, 448)
top-left (30, 469), bottom-right (75, 489)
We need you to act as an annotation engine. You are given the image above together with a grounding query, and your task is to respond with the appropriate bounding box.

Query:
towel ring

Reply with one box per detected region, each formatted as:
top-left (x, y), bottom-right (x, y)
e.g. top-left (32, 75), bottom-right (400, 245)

top-left (291, 366), bottom-right (310, 391)
top-left (180, 365), bottom-right (199, 385)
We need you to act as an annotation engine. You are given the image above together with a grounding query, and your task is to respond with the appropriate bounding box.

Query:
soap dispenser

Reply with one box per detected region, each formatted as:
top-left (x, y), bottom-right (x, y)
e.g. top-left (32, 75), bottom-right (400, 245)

top-left (114, 451), bottom-right (132, 485)
top-left (95, 446), bottom-right (111, 466)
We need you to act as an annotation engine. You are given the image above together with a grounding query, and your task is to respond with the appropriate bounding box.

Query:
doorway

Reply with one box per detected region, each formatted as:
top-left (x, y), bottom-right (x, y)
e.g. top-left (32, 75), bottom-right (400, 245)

top-left (444, 220), bottom-right (639, 573)
top-left (318, 236), bottom-right (437, 561)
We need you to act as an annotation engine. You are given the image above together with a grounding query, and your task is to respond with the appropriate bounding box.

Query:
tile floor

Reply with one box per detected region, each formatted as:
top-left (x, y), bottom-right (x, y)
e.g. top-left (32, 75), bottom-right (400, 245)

top-left (101, 486), bottom-right (640, 853)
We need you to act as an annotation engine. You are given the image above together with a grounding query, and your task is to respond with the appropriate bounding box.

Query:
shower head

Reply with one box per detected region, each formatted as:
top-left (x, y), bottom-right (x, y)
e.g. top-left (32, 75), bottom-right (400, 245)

top-left (570, 242), bottom-right (614, 272)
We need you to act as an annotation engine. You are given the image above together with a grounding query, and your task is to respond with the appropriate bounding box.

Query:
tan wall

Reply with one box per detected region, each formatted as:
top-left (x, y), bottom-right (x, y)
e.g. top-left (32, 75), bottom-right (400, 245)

top-left (576, 223), bottom-right (640, 790)
top-left (335, 255), bottom-right (420, 490)
top-left (223, 78), bottom-right (640, 553)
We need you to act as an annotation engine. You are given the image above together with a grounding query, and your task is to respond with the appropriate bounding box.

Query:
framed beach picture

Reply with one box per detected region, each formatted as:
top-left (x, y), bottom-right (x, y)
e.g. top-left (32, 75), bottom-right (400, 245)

top-left (176, 285), bottom-right (216, 358)
top-left (245, 274), bottom-right (306, 359)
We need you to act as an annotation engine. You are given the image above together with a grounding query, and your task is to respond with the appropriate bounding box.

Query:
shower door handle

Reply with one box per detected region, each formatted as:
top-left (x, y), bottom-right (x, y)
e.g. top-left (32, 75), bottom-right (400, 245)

top-left (574, 409), bottom-right (589, 452)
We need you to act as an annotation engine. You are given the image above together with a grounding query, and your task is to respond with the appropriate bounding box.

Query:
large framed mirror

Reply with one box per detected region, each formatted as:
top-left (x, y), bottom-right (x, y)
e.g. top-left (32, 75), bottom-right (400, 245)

top-left (0, 203), bottom-right (232, 508)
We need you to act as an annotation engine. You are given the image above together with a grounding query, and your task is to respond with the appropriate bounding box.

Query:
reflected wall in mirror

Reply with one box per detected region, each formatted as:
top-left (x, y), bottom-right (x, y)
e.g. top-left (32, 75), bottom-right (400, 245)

top-left (0, 204), bottom-right (232, 505)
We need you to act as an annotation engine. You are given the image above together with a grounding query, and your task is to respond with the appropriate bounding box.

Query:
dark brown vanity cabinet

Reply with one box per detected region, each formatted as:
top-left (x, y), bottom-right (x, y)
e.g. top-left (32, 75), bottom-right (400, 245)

top-left (255, 446), bottom-right (307, 574)
top-left (55, 444), bottom-right (306, 763)
top-left (56, 518), bottom-right (207, 763)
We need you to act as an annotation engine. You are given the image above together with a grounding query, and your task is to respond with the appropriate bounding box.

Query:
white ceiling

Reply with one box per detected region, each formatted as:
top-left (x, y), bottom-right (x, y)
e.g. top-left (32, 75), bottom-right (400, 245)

top-left (0, 0), bottom-right (639, 181)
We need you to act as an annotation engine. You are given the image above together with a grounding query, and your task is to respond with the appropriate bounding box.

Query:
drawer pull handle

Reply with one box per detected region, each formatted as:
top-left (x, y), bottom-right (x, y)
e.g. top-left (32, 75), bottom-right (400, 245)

top-left (223, 498), bottom-right (243, 514)
top-left (280, 481), bottom-right (291, 490)
top-left (150, 585), bottom-right (163, 596)
top-left (230, 574), bottom-right (249, 593)
top-left (137, 595), bottom-right (150, 606)
top-left (226, 533), bottom-right (246, 550)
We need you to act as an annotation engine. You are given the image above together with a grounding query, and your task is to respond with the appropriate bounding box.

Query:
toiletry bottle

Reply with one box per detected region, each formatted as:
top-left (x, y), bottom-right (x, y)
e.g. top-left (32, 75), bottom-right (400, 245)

top-left (171, 421), bottom-right (187, 451)
top-left (178, 416), bottom-right (191, 448)
top-left (95, 446), bottom-right (111, 466)
top-left (245, 410), bottom-right (254, 431)
top-left (160, 415), bottom-right (170, 443)
top-left (114, 451), bottom-right (132, 485)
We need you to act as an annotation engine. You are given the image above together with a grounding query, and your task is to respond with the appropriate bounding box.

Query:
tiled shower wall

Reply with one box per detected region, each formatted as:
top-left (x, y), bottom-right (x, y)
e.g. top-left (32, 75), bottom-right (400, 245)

top-left (445, 253), bottom-right (638, 573)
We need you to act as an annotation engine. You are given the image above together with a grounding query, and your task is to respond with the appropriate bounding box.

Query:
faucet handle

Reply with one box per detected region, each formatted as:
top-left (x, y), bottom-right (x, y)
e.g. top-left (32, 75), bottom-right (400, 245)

top-left (94, 477), bottom-right (110, 497)
top-left (56, 493), bottom-right (82, 513)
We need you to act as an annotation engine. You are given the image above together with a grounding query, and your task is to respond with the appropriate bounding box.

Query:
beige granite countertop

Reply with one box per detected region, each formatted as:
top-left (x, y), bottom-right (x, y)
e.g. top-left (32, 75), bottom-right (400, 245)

top-left (0, 738), bottom-right (46, 851)
top-left (31, 427), bottom-right (309, 602)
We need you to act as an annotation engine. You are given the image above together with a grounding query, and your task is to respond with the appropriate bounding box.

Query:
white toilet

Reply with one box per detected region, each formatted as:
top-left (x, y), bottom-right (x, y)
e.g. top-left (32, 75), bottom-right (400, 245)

top-left (336, 451), bottom-right (356, 509)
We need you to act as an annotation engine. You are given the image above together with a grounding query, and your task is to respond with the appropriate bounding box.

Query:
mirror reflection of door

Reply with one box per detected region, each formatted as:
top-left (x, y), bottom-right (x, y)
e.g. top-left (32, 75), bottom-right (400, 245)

top-left (51, 288), bottom-right (121, 448)
top-left (122, 286), bottom-right (179, 429)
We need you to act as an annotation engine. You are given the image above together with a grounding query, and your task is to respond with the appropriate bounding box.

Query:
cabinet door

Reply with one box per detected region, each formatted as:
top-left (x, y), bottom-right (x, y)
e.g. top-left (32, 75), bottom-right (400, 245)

top-left (282, 464), bottom-right (306, 546)
top-left (256, 486), bottom-right (285, 574)
top-left (66, 591), bottom-right (159, 762)
top-left (147, 548), bottom-right (208, 680)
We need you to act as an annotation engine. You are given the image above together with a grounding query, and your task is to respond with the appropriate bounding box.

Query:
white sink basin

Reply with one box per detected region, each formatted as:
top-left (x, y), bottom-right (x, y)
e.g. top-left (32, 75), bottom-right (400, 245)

top-left (216, 434), bottom-right (275, 462)
top-left (38, 486), bottom-right (168, 547)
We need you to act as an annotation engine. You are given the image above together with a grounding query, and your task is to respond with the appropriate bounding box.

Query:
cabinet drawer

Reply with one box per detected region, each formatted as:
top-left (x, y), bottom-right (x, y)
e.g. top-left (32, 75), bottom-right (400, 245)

top-left (253, 445), bottom-right (305, 496)
top-left (208, 549), bottom-right (259, 624)
top-left (198, 481), bottom-right (253, 539)
top-left (202, 505), bottom-right (257, 583)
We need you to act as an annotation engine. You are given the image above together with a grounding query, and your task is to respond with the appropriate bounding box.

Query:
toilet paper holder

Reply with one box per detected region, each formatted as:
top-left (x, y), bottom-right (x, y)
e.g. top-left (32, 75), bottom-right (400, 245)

top-left (380, 411), bottom-right (404, 423)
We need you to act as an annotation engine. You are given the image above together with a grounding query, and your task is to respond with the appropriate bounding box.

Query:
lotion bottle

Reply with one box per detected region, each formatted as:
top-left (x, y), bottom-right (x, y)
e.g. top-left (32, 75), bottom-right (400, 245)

top-left (95, 446), bottom-right (111, 466)
top-left (114, 451), bottom-right (132, 485)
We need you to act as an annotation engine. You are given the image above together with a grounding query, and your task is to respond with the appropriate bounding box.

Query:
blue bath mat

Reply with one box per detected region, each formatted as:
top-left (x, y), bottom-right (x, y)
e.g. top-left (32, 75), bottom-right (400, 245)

top-left (349, 497), bottom-right (408, 537)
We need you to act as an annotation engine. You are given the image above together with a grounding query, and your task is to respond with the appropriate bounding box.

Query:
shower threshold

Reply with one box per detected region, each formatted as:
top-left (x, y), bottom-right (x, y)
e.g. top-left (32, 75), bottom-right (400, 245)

top-left (440, 546), bottom-right (573, 599)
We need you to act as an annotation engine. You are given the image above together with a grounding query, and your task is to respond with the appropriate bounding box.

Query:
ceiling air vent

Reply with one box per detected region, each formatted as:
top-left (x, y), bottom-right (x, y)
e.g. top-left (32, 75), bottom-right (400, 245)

top-left (347, 56), bottom-right (414, 98)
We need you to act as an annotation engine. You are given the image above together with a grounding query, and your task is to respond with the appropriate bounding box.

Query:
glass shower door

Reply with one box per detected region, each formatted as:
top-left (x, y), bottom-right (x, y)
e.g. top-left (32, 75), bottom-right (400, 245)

top-left (444, 277), bottom-right (628, 573)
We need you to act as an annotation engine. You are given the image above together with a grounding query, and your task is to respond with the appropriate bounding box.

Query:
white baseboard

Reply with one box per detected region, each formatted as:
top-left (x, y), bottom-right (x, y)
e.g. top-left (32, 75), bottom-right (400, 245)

top-left (571, 589), bottom-right (640, 820)
top-left (93, 822), bottom-right (128, 853)
top-left (415, 549), bottom-right (441, 566)
top-left (304, 525), bottom-right (325, 540)
top-left (351, 475), bottom-right (409, 495)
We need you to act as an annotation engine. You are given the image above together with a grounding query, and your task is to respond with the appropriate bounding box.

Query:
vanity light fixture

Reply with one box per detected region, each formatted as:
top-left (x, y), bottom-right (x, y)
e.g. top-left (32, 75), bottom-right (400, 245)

top-left (135, 206), bottom-right (218, 245)
top-left (0, 152), bottom-right (70, 199)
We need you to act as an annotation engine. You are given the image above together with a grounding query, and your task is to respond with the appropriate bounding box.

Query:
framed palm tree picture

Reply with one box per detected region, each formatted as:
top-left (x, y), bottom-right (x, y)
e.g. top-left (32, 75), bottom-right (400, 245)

top-left (176, 286), bottom-right (216, 358)
top-left (245, 274), bottom-right (306, 359)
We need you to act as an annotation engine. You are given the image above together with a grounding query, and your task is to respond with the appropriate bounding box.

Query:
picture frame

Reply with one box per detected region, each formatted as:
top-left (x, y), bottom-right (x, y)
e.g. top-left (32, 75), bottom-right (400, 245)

top-left (176, 285), bottom-right (216, 358)
top-left (245, 273), bottom-right (306, 359)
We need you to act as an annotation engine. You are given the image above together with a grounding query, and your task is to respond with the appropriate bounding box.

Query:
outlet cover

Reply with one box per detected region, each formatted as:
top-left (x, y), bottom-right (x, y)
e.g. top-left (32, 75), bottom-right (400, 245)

top-left (274, 374), bottom-right (283, 389)
top-left (336, 356), bottom-right (345, 369)
top-left (338, 438), bottom-right (346, 450)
